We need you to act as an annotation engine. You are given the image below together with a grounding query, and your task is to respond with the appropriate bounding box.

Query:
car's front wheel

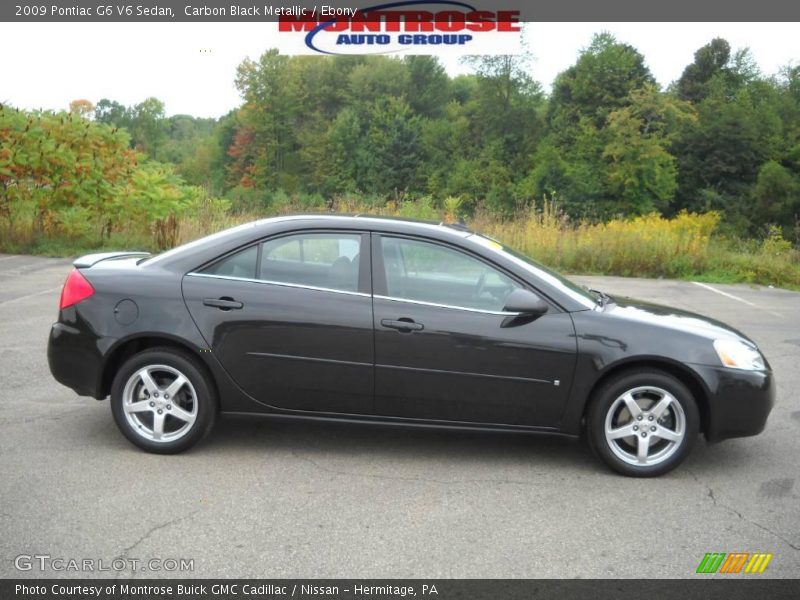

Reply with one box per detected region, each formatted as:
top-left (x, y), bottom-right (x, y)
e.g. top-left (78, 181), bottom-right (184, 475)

top-left (587, 369), bottom-right (700, 477)
top-left (110, 348), bottom-right (217, 453)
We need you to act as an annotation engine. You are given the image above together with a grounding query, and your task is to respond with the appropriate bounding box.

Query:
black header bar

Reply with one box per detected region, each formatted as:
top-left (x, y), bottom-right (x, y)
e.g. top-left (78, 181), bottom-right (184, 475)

top-left (4, 579), bottom-right (800, 600)
top-left (3, 0), bottom-right (800, 22)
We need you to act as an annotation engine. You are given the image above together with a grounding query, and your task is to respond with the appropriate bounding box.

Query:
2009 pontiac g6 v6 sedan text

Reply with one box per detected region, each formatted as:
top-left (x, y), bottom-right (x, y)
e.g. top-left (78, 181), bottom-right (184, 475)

top-left (47, 215), bottom-right (774, 476)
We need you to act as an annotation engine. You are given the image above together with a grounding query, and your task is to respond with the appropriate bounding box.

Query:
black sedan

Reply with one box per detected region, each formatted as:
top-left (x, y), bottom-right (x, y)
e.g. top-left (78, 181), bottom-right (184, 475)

top-left (47, 215), bottom-right (774, 476)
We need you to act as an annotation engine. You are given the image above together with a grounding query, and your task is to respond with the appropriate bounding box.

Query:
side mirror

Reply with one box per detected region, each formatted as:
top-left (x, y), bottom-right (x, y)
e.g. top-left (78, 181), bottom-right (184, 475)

top-left (503, 289), bottom-right (549, 316)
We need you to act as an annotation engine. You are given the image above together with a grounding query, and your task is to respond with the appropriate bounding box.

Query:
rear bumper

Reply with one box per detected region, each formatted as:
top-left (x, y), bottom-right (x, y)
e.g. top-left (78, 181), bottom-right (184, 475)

top-left (690, 364), bottom-right (775, 442)
top-left (48, 321), bottom-right (106, 398)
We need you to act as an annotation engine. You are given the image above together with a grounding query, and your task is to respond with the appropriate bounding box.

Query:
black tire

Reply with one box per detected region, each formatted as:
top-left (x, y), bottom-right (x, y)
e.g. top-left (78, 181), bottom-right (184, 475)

top-left (110, 347), bottom-right (217, 454)
top-left (586, 369), bottom-right (700, 477)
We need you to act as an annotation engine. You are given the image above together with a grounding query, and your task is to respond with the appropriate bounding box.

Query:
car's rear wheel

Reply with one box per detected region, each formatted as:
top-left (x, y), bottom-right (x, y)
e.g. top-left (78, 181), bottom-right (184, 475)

top-left (110, 348), bottom-right (217, 454)
top-left (587, 369), bottom-right (699, 477)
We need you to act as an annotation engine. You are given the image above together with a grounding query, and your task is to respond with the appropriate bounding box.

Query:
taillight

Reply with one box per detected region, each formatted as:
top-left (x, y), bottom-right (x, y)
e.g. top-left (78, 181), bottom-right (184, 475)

top-left (59, 268), bottom-right (95, 310)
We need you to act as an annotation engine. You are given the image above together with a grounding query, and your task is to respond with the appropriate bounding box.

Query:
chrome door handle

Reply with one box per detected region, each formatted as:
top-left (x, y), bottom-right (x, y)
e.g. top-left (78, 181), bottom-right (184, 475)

top-left (381, 318), bottom-right (424, 332)
top-left (203, 297), bottom-right (243, 310)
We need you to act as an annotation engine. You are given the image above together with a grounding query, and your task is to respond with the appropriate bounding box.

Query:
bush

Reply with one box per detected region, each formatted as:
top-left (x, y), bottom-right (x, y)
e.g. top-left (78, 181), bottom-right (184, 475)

top-left (0, 106), bottom-right (203, 250)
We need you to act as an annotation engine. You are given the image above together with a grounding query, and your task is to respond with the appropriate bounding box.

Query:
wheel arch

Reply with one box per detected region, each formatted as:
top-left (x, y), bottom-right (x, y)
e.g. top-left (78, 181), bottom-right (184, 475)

top-left (581, 358), bottom-right (711, 435)
top-left (99, 334), bottom-right (217, 401)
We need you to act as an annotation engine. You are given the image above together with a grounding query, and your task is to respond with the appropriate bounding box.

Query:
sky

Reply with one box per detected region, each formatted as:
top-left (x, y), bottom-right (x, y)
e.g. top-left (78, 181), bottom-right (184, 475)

top-left (1, 22), bottom-right (798, 118)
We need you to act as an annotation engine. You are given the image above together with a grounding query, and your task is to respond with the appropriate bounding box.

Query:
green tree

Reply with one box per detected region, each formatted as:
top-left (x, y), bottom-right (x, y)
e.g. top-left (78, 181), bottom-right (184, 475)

top-left (676, 38), bottom-right (731, 103)
top-left (603, 86), bottom-right (696, 214)
top-left (348, 57), bottom-right (409, 104)
top-left (95, 99), bottom-right (129, 127)
top-left (548, 32), bottom-right (655, 131)
top-left (405, 56), bottom-right (451, 118)
top-left (326, 107), bottom-right (364, 193)
top-left (537, 33), bottom-right (657, 217)
top-left (130, 97), bottom-right (166, 159)
top-left (752, 160), bottom-right (800, 232)
top-left (327, 97), bottom-right (423, 197)
top-left (234, 50), bottom-right (301, 190)
top-left (673, 79), bottom-right (780, 227)
top-left (676, 38), bottom-right (761, 104)
top-left (462, 52), bottom-right (545, 211)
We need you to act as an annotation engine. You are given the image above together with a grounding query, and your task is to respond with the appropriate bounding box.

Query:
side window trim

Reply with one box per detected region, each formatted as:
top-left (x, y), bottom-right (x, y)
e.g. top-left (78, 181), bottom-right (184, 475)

top-left (371, 233), bottom-right (550, 313)
top-left (185, 272), bottom-right (372, 298)
top-left (373, 293), bottom-right (522, 316)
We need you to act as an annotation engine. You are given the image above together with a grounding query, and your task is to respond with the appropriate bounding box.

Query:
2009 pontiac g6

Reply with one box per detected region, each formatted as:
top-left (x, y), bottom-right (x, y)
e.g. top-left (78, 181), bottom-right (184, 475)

top-left (48, 215), bottom-right (774, 476)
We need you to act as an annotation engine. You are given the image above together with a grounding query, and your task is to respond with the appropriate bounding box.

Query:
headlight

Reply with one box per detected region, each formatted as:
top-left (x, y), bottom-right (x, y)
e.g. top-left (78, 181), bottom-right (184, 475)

top-left (713, 339), bottom-right (765, 370)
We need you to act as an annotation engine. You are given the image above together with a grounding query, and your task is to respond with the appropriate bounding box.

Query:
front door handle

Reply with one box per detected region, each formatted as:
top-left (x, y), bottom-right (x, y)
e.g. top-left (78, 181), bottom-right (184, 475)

top-left (203, 297), bottom-right (243, 311)
top-left (381, 318), bottom-right (424, 332)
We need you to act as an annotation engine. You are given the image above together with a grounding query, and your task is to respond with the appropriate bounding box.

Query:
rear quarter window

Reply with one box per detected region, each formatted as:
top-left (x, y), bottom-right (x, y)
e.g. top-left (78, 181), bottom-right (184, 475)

top-left (202, 245), bottom-right (258, 279)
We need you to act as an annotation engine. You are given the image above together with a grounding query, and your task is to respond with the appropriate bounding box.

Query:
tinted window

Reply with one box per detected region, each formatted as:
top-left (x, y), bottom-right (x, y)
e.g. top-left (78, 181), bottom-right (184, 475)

top-left (381, 237), bottom-right (520, 311)
top-left (260, 233), bottom-right (361, 292)
top-left (470, 234), bottom-right (596, 309)
top-left (202, 245), bottom-right (258, 279)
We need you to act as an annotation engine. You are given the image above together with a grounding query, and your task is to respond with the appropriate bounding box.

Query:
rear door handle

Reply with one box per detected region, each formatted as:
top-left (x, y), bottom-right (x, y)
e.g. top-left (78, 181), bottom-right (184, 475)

top-left (381, 318), bottom-right (424, 332)
top-left (203, 297), bottom-right (243, 310)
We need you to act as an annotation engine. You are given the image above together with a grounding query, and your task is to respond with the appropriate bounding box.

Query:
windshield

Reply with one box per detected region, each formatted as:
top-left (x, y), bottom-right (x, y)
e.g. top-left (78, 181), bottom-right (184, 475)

top-left (469, 234), bottom-right (598, 310)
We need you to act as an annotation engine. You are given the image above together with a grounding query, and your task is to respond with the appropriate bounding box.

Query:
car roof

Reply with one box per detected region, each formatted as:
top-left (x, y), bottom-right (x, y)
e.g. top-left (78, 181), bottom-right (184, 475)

top-left (144, 214), bottom-right (471, 270)
top-left (252, 214), bottom-right (474, 236)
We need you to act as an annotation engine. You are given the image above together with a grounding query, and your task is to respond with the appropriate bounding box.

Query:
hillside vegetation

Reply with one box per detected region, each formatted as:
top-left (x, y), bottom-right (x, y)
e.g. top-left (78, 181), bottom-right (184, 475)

top-left (1, 34), bottom-right (799, 287)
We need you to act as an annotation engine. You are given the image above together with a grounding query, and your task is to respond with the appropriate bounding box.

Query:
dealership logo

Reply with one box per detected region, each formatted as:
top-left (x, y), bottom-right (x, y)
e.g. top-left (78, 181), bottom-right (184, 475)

top-left (278, 1), bottom-right (521, 56)
top-left (696, 552), bottom-right (773, 574)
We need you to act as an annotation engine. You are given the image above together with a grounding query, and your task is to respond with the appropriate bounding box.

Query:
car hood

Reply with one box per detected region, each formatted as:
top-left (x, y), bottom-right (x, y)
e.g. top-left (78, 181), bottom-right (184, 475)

top-left (602, 295), bottom-right (757, 347)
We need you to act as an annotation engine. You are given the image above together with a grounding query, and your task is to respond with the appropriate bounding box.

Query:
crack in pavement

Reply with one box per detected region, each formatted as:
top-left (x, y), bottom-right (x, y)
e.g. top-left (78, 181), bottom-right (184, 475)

top-left (687, 468), bottom-right (799, 551)
top-left (114, 510), bottom-right (200, 579)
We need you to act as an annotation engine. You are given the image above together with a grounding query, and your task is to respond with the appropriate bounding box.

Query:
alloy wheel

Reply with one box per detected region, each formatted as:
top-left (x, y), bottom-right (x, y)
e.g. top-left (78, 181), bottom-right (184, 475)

top-left (603, 386), bottom-right (686, 467)
top-left (122, 364), bottom-right (198, 443)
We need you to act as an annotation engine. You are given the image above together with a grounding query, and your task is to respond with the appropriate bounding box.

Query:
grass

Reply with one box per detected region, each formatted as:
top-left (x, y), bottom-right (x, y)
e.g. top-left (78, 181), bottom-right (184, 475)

top-left (472, 204), bottom-right (800, 288)
top-left (1, 195), bottom-right (798, 289)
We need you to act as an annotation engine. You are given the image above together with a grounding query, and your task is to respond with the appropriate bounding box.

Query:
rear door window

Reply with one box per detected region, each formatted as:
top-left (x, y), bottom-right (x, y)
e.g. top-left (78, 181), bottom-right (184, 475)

top-left (259, 233), bottom-right (362, 292)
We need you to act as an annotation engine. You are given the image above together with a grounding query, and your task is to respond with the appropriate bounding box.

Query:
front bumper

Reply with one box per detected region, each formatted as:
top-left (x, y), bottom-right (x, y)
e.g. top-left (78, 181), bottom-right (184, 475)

top-left (48, 321), bottom-right (105, 398)
top-left (690, 364), bottom-right (775, 442)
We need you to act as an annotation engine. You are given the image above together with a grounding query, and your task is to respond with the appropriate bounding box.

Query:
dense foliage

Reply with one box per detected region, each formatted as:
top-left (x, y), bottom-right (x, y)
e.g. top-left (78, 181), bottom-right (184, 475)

top-left (86, 34), bottom-right (800, 242)
top-left (1, 33), bottom-right (798, 286)
top-left (0, 105), bottom-right (215, 249)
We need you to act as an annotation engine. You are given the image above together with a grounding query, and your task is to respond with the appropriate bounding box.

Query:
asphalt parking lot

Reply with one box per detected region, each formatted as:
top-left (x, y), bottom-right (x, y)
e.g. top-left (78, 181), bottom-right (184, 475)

top-left (0, 254), bottom-right (798, 579)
